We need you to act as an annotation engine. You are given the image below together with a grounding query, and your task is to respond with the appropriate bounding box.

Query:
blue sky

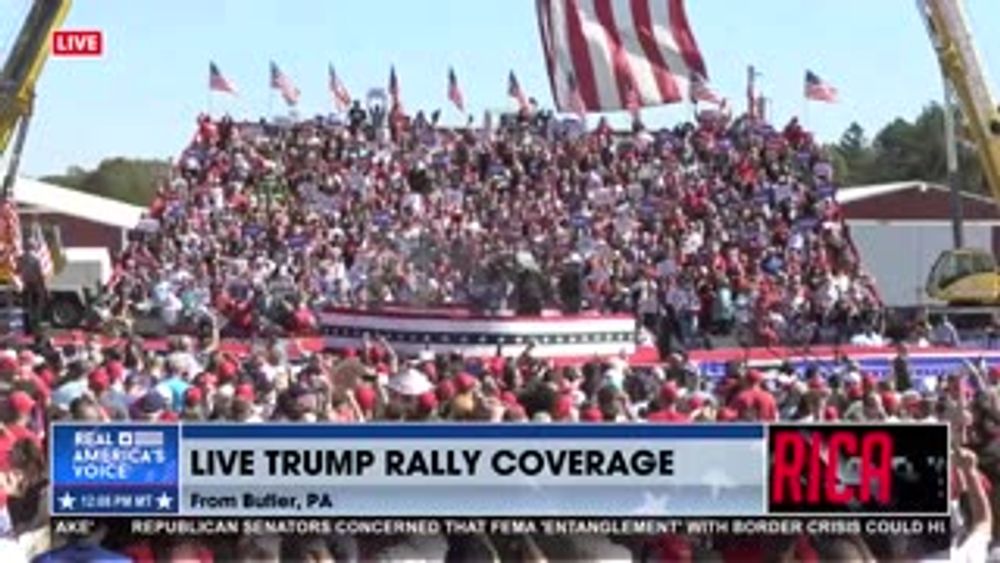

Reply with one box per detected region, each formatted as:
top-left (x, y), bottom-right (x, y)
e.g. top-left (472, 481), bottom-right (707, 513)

top-left (3, 0), bottom-right (999, 176)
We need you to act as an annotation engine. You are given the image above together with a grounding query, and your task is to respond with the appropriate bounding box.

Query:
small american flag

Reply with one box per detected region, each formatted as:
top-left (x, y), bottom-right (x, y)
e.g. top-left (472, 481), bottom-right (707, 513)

top-left (507, 70), bottom-right (529, 112)
top-left (31, 225), bottom-right (53, 281)
top-left (690, 74), bottom-right (722, 105)
top-left (447, 67), bottom-right (465, 112)
top-left (270, 61), bottom-right (300, 106)
top-left (805, 70), bottom-right (838, 103)
top-left (328, 64), bottom-right (351, 112)
top-left (208, 62), bottom-right (237, 95)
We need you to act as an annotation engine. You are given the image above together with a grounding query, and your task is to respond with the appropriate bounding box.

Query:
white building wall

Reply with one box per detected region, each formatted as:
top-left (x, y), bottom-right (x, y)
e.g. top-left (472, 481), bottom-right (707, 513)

top-left (848, 221), bottom-right (994, 307)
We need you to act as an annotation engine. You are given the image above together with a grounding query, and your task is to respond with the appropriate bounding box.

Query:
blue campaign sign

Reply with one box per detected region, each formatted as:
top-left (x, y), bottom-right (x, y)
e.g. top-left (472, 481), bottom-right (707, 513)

top-left (51, 424), bottom-right (181, 515)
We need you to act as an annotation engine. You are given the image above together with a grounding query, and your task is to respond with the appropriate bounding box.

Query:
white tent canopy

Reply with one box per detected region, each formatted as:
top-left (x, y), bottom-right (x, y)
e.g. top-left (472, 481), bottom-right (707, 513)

top-left (12, 175), bottom-right (146, 230)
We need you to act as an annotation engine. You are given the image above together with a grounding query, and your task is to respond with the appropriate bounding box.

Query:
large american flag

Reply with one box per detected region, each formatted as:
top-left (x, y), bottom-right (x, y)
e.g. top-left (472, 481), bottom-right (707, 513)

top-left (270, 61), bottom-right (300, 106)
top-left (536, 0), bottom-right (707, 114)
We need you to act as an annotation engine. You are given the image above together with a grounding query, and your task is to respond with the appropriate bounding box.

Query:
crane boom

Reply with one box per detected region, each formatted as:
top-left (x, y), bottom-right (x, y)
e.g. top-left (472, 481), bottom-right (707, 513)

top-left (919, 0), bottom-right (1000, 205)
top-left (0, 0), bottom-right (71, 158)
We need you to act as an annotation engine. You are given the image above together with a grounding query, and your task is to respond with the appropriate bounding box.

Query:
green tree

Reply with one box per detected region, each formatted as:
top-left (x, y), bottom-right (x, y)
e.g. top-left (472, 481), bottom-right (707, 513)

top-left (834, 122), bottom-right (875, 185)
top-left (41, 157), bottom-right (168, 206)
top-left (835, 104), bottom-right (986, 194)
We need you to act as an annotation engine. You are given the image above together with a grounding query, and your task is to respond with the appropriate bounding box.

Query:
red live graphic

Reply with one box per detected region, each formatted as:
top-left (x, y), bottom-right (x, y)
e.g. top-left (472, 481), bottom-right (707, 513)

top-left (770, 429), bottom-right (893, 506)
top-left (51, 30), bottom-right (103, 57)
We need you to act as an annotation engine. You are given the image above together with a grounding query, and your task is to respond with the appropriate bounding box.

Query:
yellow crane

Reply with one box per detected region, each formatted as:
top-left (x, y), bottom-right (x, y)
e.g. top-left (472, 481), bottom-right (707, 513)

top-left (919, 0), bottom-right (1000, 305)
top-left (0, 0), bottom-right (72, 284)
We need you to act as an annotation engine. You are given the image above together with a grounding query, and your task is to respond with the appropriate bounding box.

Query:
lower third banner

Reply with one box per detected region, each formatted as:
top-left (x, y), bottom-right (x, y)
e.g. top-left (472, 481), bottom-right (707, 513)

top-left (51, 423), bottom-right (765, 517)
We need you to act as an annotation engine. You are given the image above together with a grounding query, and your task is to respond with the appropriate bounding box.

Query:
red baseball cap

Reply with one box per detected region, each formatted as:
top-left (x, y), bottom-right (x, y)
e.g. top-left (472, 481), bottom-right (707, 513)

top-left (435, 379), bottom-right (456, 402)
top-left (417, 391), bottom-right (438, 413)
top-left (159, 411), bottom-right (180, 422)
top-left (8, 391), bottom-right (34, 416)
top-left (106, 361), bottom-right (126, 383)
top-left (184, 387), bottom-right (204, 407)
top-left (88, 369), bottom-right (110, 393)
top-left (0, 356), bottom-right (17, 375)
top-left (235, 383), bottom-right (255, 402)
top-left (746, 370), bottom-right (764, 384)
top-left (660, 381), bottom-right (679, 404)
top-left (455, 373), bottom-right (477, 394)
top-left (219, 361), bottom-right (238, 382)
top-left (552, 394), bottom-right (574, 420)
top-left (580, 406), bottom-right (603, 422)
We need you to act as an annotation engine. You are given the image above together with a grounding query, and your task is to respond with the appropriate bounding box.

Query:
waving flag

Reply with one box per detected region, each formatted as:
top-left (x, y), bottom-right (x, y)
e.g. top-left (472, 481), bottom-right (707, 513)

top-left (328, 64), bottom-right (351, 111)
top-left (536, 0), bottom-right (707, 113)
top-left (31, 225), bottom-right (53, 280)
top-left (209, 62), bottom-right (237, 95)
top-left (447, 67), bottom-right (465, 112)
top-left (270, 61), bottom-right (300, 106)
top-left (805, 70), bottom-right (838, 102)
top-left (689, 74), bottom-right (721, 105)
top-left (507, 71), bottom-right (530, 112)
top-left (389, 66), bottom-right (402, 110)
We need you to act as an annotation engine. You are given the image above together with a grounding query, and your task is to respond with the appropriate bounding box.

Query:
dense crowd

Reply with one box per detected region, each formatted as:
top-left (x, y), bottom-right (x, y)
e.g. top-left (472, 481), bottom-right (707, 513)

top-left (0, 328), bottom-right (991, 560)
top-left (7, 107), bottom-right (983, 561)
top-left (96, 106), bottom-right (881, 351)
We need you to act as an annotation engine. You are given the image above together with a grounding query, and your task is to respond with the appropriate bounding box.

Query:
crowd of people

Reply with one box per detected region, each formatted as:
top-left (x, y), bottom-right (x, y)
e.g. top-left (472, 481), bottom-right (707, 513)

top-left (0, 326), bottom-right (988, 561)
top-left (3, 106), bottom-right (986, 561)
top-left (95, 104), bottom-right (882, 352)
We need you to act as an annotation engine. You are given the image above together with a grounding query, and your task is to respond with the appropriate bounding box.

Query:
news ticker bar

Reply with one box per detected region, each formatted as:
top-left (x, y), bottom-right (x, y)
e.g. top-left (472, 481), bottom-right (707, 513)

top-left (51, 516), bottom-right (951, 542)
top-left (51, 423), bottom-right (949, 518)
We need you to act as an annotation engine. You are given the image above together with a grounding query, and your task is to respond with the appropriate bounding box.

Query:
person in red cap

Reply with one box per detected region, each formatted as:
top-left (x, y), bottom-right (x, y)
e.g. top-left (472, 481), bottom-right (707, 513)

top-left (580, 405), bottom-right (603, 423)
top-left (551, 393), bottom-right (575, 422)
top-left (647, 382), bottom-right (689, 423)
top-left (730, 369), bottom-right (777, 422)
top-left (0, 392), bottom-right (41, 462)
top-left (354, 385), bottom-right (378, 420)
top-left (413, 391), bottom-right (439, 421)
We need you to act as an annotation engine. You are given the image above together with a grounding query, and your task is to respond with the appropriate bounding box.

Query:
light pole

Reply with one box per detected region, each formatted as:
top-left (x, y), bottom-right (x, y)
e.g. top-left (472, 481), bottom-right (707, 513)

top-left (943, 78), bottom-right (964, 249)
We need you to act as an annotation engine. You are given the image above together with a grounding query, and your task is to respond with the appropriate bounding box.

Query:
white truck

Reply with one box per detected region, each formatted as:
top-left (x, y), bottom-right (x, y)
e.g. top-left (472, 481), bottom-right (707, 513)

top-left (0, 246), bottom-right (111, 331)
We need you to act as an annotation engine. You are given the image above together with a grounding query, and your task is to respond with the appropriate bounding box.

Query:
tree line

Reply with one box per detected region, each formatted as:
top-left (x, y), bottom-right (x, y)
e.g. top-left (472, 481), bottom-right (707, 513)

top-left (826, 102), bottom-right (985, 193)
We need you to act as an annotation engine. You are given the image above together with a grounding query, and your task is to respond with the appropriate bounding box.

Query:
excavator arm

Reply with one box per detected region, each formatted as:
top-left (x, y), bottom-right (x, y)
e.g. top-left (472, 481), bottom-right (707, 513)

top-left (919, 0), bottom-right (1000, 204)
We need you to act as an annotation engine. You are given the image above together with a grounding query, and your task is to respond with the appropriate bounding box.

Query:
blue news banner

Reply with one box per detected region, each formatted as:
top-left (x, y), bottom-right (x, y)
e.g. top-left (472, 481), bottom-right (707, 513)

top-left (51, 424), bottom-right (765, 518)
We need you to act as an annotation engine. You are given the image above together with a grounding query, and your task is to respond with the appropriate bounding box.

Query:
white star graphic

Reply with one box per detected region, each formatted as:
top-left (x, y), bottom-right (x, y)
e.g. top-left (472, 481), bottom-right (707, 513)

top-left (58, 492), bottom-right (76, 510)
top-left (156, 493), bottom-right (173, 510)
top-left (701, 468), bottom-right (736, 500)
top-left (633, 491), bottom-right (670, 515)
